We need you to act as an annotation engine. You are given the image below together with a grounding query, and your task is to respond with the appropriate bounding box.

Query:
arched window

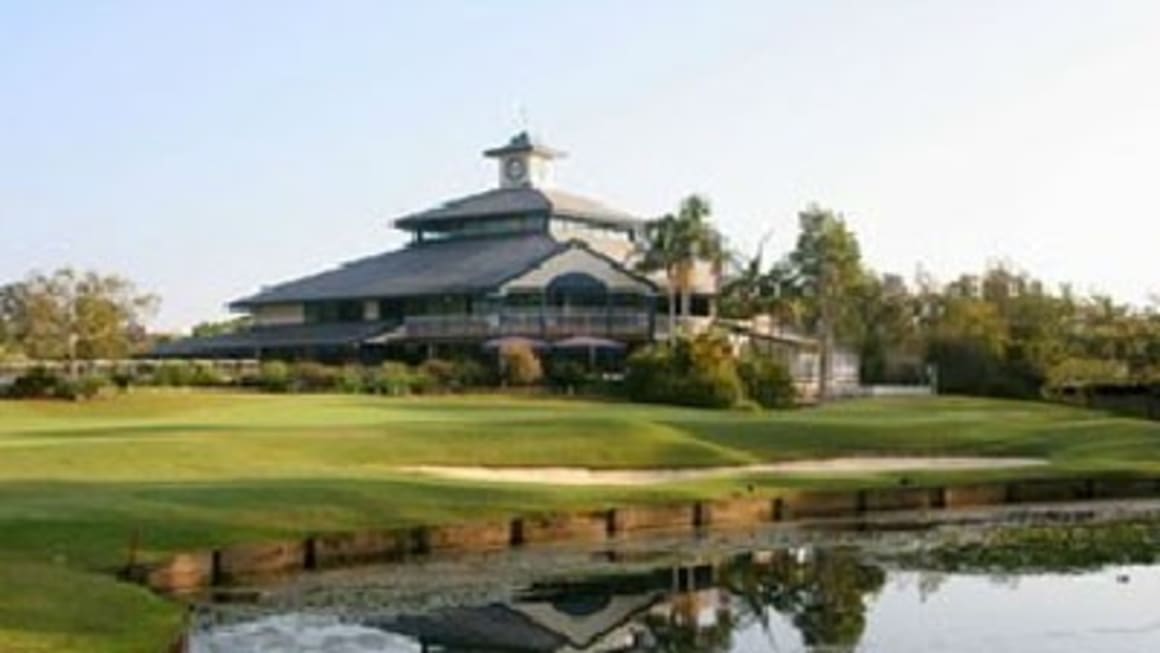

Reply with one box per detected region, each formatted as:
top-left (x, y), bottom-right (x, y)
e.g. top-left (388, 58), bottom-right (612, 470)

top-left (546, 272), bottom-right (608, 309)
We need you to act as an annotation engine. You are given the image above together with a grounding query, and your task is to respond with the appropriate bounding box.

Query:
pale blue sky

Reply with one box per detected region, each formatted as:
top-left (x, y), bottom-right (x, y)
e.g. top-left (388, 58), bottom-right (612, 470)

top-left (2, 1), bottom-right (1157, 330)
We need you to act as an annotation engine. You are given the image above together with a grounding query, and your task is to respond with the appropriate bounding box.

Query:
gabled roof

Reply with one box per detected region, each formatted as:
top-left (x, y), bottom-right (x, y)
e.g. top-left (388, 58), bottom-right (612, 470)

top-left (233, 234), bottom-right (568, 307)
top-left (381, 605), bottom-right (567, 652)
top-left (394, 187), bottom-right (643, 230)
top-left (501, 238), bottom-right (659, 294)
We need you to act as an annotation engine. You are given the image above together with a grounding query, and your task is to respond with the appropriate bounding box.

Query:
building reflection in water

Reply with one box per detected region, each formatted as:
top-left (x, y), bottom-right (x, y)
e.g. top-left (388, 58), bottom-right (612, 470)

top-left (370, 546), bottom-right (886, 652)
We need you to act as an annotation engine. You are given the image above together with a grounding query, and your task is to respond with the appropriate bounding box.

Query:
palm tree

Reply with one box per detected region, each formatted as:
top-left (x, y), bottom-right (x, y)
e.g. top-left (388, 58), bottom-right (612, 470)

top-left (638, 213), bottom-right (682, 339)
top-left (638, 195), bottom-right (727, 339)
top-left (719, 237), bottom-right (810, 338)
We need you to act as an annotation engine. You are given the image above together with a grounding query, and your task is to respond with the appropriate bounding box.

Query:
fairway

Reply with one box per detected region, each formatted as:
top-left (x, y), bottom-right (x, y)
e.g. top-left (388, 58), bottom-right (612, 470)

top-left (1, 391), bottom-right (1158, 652)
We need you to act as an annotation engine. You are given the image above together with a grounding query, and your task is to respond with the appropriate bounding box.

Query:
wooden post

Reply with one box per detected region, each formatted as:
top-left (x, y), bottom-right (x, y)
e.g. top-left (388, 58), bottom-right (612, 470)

top-left (124, 528), bottom-right (141, 577)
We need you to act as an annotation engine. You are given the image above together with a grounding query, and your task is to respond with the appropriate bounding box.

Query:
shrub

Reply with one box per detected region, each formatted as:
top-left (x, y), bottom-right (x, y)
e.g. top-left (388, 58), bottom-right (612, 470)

top-left (71, 374), bottom-right (109, 400)
top-left (290, 362), bottom-right (339, 392)
top-left (500, 343), bottom-right (543, 386)
top-left (624, 334), bottom-right (744, 408)
top-left (152, 361), bottom-right (197, 387)
top-left (5, 368), bottom-right (108, 401)
top-left (6, 367), bottom-right (64, 399)
top-left (733, 398), bottom-right (763, 413)
top-left (737, 356), bottom-right (797, 409)
top-left (408, 366), bottom-right (437, 395)
top-left (1043, 357), bottom-right (1131, 397)
top-left (335, 365), bottom-right (366, 394)
top-left (417, 357), bottom-right (494, 392)
top-left (547, 359), bottom-right (588, 393)
top-left (258, 360), bottom-right (291, 393)
top-left (452, 357), bottom-right (493, 389)
top-left (110, 371), bottom-right (135, 391)
top-left (418, 358), bottom-right (457, 392)
top-left (189, 363), bottom-right (228, 387)
top-left (369, 362), bottom-right (416, 396)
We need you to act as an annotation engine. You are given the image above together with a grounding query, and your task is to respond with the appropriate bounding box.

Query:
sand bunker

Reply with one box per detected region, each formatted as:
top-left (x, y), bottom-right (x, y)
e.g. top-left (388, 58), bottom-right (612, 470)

top-left (400, 457), bottom-right (1046, 486)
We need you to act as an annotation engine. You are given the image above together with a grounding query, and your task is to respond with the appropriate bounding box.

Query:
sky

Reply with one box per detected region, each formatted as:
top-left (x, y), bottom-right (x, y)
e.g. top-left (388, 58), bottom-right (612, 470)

top-left (1, 0), bottom-right (1158, 331)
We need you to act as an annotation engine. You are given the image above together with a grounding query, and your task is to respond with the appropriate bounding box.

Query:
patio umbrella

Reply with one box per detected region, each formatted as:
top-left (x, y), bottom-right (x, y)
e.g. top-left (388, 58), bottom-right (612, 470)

top-left (553, 336), bottom-right (627, 368)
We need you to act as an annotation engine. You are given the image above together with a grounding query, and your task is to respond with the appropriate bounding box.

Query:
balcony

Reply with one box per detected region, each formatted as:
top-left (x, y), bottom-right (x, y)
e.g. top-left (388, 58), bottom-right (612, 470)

top-left (403, 308), bottom-right (653, 340)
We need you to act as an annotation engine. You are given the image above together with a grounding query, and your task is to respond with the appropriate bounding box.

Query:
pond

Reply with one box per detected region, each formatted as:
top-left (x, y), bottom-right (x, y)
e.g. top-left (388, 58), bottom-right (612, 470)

top-left (189, 502), bottom-right (1160, 652)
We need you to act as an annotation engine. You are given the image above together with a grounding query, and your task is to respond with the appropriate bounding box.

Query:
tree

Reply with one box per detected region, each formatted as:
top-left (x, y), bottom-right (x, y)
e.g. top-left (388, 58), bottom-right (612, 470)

top-left (624, 333), bottom-right (745, 408)
top-left (717, 548), bottom-right (885, 653)
top-left (717, 227), bottom-right (804, 322)
top-left (0, 269), bottom-right (158, 365)
top-left (638, 195), bottom-right (727, 339)
top-left (781, 205), bottom-right (868, 399)
top-left (0, 284), bottom-right (22, 361)
top-left (191, 316), bottom-right (251, 338)
top-left (718, 235), bottom-right (769, 319)
top-left (926, 295), bottom-right (1012, 395)
top-left (853, 274), bottom-right (925, 384)
top-left (500, 342), bottom-right (543, 386)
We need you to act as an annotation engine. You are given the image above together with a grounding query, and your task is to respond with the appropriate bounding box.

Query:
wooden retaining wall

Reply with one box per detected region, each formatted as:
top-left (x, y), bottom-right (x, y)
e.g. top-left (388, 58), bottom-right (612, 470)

top-left (138, 475), bottom-right (1160, 596)
top-left (700, 497), bottom-right (777, 526)
top-left (781, 490), bottom-right (861, 520)
top-left (214, 539), bottom-right (306, 585)
top-left (310, 530), bottom-right (407, 569)
top-left (421, 520), bottom-right (512, 553)
top-left (943, 483), bottom-right (1010, 508)
top-left (610, 503), bottom-right (697, 534)
top-left (519, 511), bottom-right (612, 545)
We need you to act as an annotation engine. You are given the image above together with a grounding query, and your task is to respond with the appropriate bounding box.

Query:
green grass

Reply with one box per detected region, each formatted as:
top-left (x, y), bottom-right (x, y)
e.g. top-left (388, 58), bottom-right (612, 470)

top-left (0, 390), bottom-right (1158, 651)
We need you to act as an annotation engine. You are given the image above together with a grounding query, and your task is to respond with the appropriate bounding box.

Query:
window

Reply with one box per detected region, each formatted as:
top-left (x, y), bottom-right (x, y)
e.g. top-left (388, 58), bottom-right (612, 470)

top-left (417, 215), bottom-right (545, 241)
top-left (403, 295), bottom-right (472, 316)
top-left (503, 292), bottom-right (542, 310)
top-left (610, 293), bottom-right (647, 309)
top-left (378, 299), bottom-right (405, 321)
top-left (550, 217), bottom-right (633, 242)
top-left (690, 295), bottom-right (712, 317)
top-left (304, 300), bottom-right (365, 324)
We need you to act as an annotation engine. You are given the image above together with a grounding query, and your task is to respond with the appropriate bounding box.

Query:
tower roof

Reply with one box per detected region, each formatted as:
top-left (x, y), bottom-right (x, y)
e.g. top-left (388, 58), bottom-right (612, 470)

top-left (483, 131), bottom-right (566, 159)
top-left (393, 186), bottom-right (641, 230)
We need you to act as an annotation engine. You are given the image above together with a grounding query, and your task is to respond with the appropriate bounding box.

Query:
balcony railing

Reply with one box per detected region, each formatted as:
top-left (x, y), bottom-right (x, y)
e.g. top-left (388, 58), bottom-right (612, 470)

top-left (403, 309), bottom-right (652, 340)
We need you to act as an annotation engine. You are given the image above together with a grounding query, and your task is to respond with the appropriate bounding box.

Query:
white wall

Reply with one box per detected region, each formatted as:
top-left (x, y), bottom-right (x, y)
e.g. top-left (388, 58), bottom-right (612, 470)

top-left (640, 259), bottom-right (719, 295)
top-left (363, 300), bottom-right (380, 321)
top-left (251, 303), bottom-right (304, 326)
top-left (502, 246), bottom-right (652, 294)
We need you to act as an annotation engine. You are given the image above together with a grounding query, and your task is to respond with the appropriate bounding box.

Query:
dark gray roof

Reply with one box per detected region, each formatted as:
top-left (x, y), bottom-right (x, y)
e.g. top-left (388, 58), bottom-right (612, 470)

top-left (483, 131), bottom-right (565, 159)
top-left (380, 605), bottom-right (567, 652)
top-left (394, 187), bottom-right (643, 230)
top-left (153, 321), bottom-right (397, 357)
top-left (234, 234), bottom-right (567, 307)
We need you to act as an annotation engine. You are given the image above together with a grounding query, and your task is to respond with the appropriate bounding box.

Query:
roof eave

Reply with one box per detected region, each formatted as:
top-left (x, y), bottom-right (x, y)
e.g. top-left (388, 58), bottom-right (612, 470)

top-left (482, 144), bottom-right (566, 159)
top-left (232, 282), bottom-right (516, 308)
top-left (551, 210), bottom-right (643, 229)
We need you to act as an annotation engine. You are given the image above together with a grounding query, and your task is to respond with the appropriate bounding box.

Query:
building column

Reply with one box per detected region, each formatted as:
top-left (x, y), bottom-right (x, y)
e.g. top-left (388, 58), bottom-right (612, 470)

top-left (605, 292), bottom-right (612, 336)
top-left (539, 291), bottom-right (547, 338)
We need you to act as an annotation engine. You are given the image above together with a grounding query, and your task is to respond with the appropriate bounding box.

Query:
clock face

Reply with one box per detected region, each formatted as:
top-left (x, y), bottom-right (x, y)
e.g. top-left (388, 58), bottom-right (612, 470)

top-left (504, 157), bottom-right (527, 183)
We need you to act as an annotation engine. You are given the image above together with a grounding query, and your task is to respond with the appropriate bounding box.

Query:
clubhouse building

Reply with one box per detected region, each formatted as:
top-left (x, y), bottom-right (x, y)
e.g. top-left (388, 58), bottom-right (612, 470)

top-left (157, 133), bottom-right (717, 362)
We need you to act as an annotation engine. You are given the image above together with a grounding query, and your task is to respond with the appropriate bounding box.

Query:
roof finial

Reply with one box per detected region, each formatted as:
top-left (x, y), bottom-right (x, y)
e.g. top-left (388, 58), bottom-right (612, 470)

top-left (516, 102), bottom-right (530, 135)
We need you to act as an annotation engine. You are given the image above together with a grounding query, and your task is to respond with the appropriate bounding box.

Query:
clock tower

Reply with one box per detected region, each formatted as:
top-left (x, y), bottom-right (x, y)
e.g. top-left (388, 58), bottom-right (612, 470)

top-left (483, 132), bottom-right (565, 189)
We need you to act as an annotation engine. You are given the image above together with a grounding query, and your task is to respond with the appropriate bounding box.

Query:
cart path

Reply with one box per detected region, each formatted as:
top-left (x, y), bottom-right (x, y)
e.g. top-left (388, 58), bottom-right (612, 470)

top-left (398, 457), bottom-right (1047, 486)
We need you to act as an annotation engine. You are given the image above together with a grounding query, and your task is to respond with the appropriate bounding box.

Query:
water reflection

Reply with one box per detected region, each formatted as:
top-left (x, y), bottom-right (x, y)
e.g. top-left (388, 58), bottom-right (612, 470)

top-left (192, 519), bottom-right (1160, 652)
